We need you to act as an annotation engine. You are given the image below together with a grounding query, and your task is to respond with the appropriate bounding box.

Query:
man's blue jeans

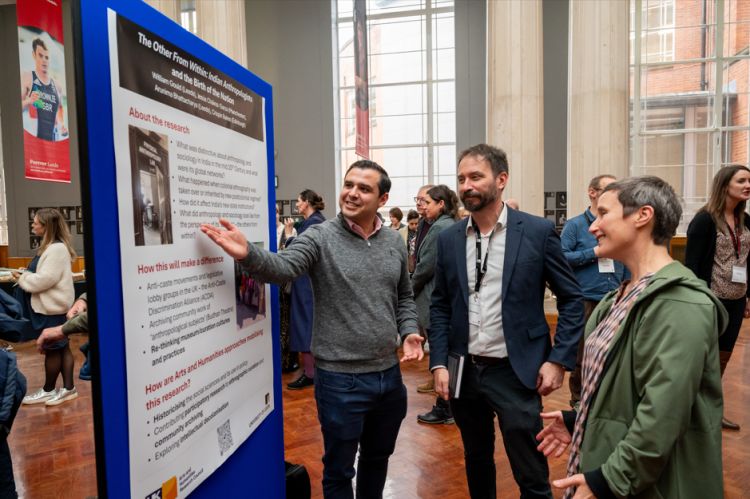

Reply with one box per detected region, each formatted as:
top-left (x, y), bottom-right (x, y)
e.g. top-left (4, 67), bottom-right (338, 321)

top-left (314, 364), bottom-right (407, 499)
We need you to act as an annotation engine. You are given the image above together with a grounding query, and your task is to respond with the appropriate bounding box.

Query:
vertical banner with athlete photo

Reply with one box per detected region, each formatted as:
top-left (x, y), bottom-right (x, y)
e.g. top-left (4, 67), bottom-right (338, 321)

top-left (353, 0), bottom-right (369, 159)
top-left (16, 0), bottom-right (71, 183)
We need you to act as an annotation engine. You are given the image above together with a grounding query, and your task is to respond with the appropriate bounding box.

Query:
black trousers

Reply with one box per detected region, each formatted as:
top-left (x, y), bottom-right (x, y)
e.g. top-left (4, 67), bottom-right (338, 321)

top-left (719, 297), bottom-right (745, 353)
top-left (450, 359), bottom-right (551, 499)
top-left (0, 433), bottom-right (16, 499)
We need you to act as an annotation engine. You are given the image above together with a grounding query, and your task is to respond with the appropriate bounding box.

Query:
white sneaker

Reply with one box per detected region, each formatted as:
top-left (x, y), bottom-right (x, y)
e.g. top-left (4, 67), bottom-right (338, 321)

top-left (23, 388), bottom-right (57, 405)
top-left (45, 387), bottom-right (78, 406)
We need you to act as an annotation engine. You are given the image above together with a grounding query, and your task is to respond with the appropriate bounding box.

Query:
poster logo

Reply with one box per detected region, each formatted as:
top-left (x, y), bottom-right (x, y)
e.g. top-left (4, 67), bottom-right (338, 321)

top-left (145, 476), bottom-right (177, 499)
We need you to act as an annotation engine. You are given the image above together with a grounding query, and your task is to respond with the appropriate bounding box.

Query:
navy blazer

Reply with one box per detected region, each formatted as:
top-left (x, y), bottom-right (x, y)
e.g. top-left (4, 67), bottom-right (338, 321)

top-left (429, 207), bottom-right (584, 390)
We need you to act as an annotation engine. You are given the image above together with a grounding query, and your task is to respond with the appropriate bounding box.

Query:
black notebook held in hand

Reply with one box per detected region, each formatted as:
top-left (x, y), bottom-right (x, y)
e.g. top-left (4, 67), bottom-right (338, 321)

top-left (447, 352), bottom-right (465, 399)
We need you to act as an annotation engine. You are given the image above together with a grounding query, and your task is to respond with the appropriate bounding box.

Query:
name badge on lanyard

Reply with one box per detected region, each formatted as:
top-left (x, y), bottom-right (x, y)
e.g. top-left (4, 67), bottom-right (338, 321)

top-left (728, 224), bottom-right (745, 283)
top-left (732, 265), bottom-right (747, 283)
top-left (598, 258), bottom-right (615, 273)
top-left (469, 294), bottom-right (481, 326)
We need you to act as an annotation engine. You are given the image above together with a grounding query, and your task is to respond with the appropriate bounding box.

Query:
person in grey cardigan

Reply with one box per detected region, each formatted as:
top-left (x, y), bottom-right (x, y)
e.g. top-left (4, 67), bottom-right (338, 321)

top-left (201, 160), bottom-right (423, 499)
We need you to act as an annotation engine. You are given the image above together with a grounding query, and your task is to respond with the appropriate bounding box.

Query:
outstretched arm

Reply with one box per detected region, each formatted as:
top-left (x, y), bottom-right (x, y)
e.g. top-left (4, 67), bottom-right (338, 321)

top-left (202, 218), bottom-right (320, 284)
top-left (536, 411), bottom-right (573, 458)
top-left (200, 218), bottom-right (250, 259)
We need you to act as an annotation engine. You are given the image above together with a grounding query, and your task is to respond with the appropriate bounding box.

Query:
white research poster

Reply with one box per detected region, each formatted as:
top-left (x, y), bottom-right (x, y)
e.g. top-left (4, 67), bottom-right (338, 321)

top-left (107, 10), bottom-right (274, 497)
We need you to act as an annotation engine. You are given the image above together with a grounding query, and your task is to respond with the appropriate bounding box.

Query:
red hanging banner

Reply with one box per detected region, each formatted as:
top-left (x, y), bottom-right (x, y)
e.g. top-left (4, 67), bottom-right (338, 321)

top-left (17, 0), bottom-right (71, 183)
top-left (353, 0), bottom-right (369, 159)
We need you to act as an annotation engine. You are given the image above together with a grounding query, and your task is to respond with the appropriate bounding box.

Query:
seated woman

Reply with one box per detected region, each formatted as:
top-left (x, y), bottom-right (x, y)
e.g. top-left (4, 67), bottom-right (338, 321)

top-left (13, 208), bottom-right (77, 406)
top-left (536, 176), bottom-right (725, 499)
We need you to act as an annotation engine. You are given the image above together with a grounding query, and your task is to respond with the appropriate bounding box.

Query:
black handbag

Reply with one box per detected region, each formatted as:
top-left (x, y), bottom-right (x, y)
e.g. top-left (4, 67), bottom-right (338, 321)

top-left (285, 461), bottom-right (311, 499)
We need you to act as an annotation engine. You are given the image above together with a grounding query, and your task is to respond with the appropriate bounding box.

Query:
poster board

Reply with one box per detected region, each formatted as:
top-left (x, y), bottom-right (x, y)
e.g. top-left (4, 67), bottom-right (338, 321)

top-left (73, 1), bottom-right (284, 497)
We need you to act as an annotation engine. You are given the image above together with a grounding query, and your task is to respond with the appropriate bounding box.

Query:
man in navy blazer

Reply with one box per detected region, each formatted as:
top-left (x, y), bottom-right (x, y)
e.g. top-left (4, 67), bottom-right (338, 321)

top-left (429, 144), bottom-right (584, 498)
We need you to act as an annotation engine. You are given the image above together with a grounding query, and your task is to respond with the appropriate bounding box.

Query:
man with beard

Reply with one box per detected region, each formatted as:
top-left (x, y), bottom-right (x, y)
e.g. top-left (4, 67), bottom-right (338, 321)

top-left (428, 144), bottom-right (584, 498)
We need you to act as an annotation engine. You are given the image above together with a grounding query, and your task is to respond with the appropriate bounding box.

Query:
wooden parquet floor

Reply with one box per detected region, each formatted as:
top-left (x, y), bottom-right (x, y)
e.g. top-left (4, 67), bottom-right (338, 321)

top-left (6, 325), bottom-right (750, 498)
top-left (10, 335), bottom-right (97, 499)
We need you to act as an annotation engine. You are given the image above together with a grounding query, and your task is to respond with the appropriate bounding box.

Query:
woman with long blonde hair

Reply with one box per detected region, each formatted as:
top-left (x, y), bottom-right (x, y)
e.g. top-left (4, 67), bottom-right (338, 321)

top-left (13, 208), bottom-right (78, 406)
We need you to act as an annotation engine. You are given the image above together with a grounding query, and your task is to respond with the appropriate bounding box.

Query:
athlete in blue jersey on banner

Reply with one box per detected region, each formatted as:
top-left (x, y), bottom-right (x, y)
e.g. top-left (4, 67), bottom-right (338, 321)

top-left (20, 38), bottom-right (67, 141)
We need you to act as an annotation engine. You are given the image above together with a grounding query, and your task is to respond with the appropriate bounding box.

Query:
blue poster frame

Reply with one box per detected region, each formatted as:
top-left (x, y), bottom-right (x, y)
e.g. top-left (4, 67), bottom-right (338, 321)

top-left (71, 1), bottom-right (284, 497)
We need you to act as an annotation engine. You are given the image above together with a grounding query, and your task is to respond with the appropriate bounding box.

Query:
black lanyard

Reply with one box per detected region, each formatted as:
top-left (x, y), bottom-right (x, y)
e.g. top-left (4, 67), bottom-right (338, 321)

top-left (728, 223), bottom-right (742, 259)
top-left (472, 219), bottom-right (496, 293)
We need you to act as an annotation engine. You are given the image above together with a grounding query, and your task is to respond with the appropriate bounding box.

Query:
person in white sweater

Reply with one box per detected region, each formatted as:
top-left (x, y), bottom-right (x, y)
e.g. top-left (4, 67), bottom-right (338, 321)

top-left (12, 208), bottom-right (77, 406)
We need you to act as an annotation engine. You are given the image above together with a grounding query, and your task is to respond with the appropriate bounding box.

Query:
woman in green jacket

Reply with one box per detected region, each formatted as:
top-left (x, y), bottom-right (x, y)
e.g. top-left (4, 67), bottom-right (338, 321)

top-left (537, 176), bottom-right (726, 499)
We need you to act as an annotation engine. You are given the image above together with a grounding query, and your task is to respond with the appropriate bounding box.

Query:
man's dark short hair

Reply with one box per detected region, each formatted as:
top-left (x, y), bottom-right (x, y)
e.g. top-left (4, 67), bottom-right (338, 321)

top-left (406, 209), bottom-right (419, 221)
top-left (346, 160), bottom-right (391, 196)
top-left (458, 144), bottom-right (509, 177)
top-left (32, 38), bottom-right (47, 53)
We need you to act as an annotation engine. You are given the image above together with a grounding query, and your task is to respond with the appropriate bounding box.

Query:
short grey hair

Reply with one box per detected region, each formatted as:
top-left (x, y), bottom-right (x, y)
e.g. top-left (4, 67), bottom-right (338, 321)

top-left (602, 176), bottom-right (682, 246)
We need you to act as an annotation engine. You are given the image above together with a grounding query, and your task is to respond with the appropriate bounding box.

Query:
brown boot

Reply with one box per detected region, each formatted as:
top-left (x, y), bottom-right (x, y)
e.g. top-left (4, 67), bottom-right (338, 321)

top-left (416, 377), bottom-right (434, 393)
top-left (719, 350), bottom-right (741, 430)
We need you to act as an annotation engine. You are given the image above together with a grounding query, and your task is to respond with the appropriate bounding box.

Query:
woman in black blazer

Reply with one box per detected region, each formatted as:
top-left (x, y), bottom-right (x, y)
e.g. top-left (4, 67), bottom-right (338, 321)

top-left (685, 164), bottom-right (750, 431)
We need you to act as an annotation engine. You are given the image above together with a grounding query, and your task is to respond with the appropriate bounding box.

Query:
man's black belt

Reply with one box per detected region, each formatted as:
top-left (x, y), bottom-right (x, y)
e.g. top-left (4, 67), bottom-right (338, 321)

top-left (469, 355), bottom-right (507, 366)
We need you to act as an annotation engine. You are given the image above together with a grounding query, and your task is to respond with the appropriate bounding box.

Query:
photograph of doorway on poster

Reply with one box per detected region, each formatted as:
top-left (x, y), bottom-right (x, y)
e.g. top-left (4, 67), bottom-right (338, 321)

top-left (129, 126), bottom-right (173, 247)
top-left (106, 10), bottom-right (274, 497)
top-left (16, 0), bottom-right (71, 183)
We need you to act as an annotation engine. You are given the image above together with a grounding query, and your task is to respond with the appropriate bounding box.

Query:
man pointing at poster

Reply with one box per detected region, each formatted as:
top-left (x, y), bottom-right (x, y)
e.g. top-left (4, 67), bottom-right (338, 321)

top-left (20, 38), bottom-right (67, 141)
top-left (201, 160), bottom-right (423, 499)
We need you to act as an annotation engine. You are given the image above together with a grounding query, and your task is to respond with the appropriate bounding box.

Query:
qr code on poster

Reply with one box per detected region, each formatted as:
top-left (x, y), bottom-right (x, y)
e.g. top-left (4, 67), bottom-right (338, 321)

top-left (217, 419), bottom-right (234, 456)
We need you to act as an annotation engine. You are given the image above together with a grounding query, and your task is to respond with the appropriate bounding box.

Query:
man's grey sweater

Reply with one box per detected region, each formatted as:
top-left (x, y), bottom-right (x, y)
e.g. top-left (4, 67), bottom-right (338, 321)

top-left (240, 214), bottom-right (418, 373)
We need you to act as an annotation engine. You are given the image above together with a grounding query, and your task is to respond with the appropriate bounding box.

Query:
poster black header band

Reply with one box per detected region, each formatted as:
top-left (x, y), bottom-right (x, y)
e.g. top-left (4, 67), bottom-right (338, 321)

top-left (116, 14), bottom-right (264, 141)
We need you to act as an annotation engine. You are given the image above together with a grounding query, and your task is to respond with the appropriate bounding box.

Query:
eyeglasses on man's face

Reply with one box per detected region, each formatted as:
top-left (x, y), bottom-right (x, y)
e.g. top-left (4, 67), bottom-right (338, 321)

top-left (413, 197), bottom-right (427, 205)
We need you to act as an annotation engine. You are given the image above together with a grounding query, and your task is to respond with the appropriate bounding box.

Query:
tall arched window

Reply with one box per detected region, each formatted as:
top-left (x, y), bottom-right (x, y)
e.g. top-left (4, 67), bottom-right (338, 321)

top-left (334, 0), bottom-right (456, 212)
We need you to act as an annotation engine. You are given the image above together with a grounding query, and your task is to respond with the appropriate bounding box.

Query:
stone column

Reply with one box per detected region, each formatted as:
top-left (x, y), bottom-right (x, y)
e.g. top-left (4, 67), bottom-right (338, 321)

top-left (486, 0), bottom-right (544, 215)
top-left (567, 0), bottom-right (629, 217)
top-left (196, 0), bottom-right (248, 67)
